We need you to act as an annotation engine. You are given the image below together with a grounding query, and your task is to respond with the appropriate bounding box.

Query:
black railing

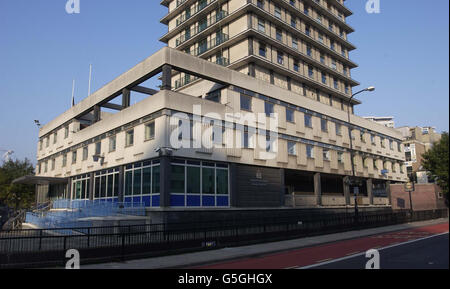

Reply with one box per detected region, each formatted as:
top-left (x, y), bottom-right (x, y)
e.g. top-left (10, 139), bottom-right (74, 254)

top-left (0, 209), bottom-right (447, 268)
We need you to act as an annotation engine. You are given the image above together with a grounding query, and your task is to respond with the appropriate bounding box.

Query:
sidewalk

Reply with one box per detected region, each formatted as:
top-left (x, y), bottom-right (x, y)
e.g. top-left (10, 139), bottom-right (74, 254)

top-left (82, 218), bottom-right (449, 269)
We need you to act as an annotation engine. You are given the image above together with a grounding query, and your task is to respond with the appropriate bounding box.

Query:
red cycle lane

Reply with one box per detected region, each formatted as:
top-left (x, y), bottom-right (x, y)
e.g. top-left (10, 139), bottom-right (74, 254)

top-left (192, 222), bottom-right (449, 269)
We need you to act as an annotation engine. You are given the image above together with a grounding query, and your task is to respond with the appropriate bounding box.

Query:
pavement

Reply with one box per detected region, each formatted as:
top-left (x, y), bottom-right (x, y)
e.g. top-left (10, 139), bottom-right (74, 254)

top-left (82, 217), bottom-right (448, 269)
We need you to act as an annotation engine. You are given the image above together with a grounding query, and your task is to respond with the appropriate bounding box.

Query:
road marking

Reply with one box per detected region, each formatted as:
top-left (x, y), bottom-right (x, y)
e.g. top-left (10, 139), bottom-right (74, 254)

top-left (316, 258), bottom-right (332, 263)
top-left (346, 251), bottom-right (360, 256)
top-left (297, 232), bottom-right (449, 269)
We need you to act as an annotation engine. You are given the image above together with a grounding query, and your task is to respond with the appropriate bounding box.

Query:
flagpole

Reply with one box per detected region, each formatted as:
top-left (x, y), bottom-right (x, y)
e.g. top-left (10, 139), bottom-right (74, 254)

top-left (71, 79), bottom-right (75, 107)
top-left (88, 64), bottom-right (92, 96)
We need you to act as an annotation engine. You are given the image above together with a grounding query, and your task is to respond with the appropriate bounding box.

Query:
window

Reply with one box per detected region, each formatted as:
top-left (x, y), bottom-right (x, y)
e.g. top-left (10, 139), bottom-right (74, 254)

top-left (304, 114), bottom-right (312, 127)
top-left (265, 102), bottom-right (274, 117)
top-left (62, 154), bottom-right (67, 167)
top-left (82, 147), bottom-right (88, 160)
top-left (308, 66), bottom-right (314, 78)
top-left (259, 42), bottom-right (266, 57)
top-left (276, 29), bottom-right (282, 41)
top-left (389, 140), bottom-right (394, 150)
top-left (39, 140), bottom-right (43, 151)
top-left (329, 22), bottom-right (333, 31)
top-left (44, 161), bottom-right (48, 173)
top-left (126, 129), bottom-right (134, 147)
top-left (64, 127), bottom-right (69, 139)
top-left (109, 136), bottom-right (116, 152)
top-left (342, 48), bottom-right (347, 57)
top-left (145, 121), bottom-right (155, 140)
top-left (345, 84), bottom-right (350, 94)
top-left (316, 14), bottom-right (322, 23)
top-left (320, 54), bottom-right (325, 64)
top-left (323, 149), bottom-right (330, 161)
top-left (306, 145), bottom-right (314, 159)
top-left (333, 78), bottom-right (339, 89)
top-left (292, 38), bottom-right (298, 50)
top-left (286, 108), bottom-right (295, 123)
top-left (258, 18), bottom-right (265, 33)
top-left (95, 142), bottom-right (101, 155)
top-left (321, 72), bottom-right (327, 84)
top-left (371, 134), bottom-right (376, 144)
top-left (336, 123), bottom-right (342, 135)
top-left (53, 132), bottom-right (57, 144)
top-left (304, 6), bottom-right (309, 15)
top-left (277, 51), bottom-right (284, 65)
top-left (338, 152), bottom-right (343, 163)
top-left (321, 119), bottom-right (328, 132)
top-left (291, 17), bottom-right (296, 28)
top-left (381, 137), bottom-right (386, 148)
top-left (46, 136), bottom-right (49, 148)
top-left (266, 134), bottom-right (274, 152)
top-left (318, 33), bottom-right (324, 44)
top-left (274, 6), bottom-right (281, 19)
top-left (331, 59), bottom-right (337, 70)
top-left (330, 41), bottom-right (335, 51)
top-left (306, 45), bottom-right (312, 56)
top-left (360, 131), bottom-right (365, 142)
top-left (288, 141), bottom-right (297, 156)
top-left (240, 94), bottom-right (252, 111)
top-left (51, 159), bottom-right (55, 171)
top-left (243, 127), bottom-right (250, 149)
top-left (72, 151), bottom-right (77, 164)
top-left (305, 25), bottom-right (311, 36)
top-left (289, 0), bottom-right (296, 6)
top-left (293, 61), bottom-right (299, 72)
top-left (257, 0), bottom-right (264, 9)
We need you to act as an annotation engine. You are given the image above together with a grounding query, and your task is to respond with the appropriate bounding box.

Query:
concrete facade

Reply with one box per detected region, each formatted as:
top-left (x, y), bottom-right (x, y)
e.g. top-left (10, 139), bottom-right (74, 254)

top-left (31, 0), bottom-right (408, 220)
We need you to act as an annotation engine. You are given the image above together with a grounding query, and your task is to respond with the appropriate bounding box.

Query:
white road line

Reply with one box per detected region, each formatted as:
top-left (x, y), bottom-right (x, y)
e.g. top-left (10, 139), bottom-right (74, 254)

top-left (297, 231), bottom-right (449, 269)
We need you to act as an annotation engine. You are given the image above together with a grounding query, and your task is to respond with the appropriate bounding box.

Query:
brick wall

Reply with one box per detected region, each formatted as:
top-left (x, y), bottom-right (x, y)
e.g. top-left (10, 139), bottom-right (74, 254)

top-left (390, 183), bottom-right (447, 211)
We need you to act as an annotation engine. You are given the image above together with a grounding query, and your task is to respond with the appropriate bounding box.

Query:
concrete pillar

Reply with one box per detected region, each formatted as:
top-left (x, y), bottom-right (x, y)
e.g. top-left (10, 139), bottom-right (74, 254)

top-left (367, 178), bottom-right (373, 205)
top-left (159, 156), bottom-right (171, 208)
top-left (343, 176), bottom-right (350, 205)
top-left (314, 173), bottom-right (322, 206)
top-left (161, 64), bottom-right (172, 91)
top-left (122, 88), bottom-right (130, 108)
top-left (229, 163), bottom-right (238, 207)
top-left (89, 173), bottom-right (94, 201)
top-left (248, 62), bottom-right (256, 77)
top-left (93, 105), bottom-right (101, 123)
top-left (118, 166), bottom-right (124, 203)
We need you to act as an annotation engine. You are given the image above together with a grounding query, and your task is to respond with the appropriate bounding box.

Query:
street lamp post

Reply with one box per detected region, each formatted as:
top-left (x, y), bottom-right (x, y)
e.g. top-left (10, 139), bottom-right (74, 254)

top-left (346, 86), bottom-right (375, 226)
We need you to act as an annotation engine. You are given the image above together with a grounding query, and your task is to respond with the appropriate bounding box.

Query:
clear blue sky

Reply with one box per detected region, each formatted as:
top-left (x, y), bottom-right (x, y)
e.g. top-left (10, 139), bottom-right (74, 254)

top-left (0, 0), bottom-right (448, 164)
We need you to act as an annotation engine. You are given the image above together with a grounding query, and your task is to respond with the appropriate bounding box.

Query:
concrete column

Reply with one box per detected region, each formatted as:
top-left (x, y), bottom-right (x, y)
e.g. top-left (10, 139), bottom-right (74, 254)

top-left (161, 64), bottom-right (172, 91)
top-left (314, 173), bottom-right (322, 206)
top-left (122, 88), bottom-right (130, 108)
top-left (159, 156), bottom-right (171, 208)
top-left (93, 105), bottom-right (101, 123)
top-left (367, 178), bottom-right (374, 205)
top-left (248, 62), bottom-right (256, 77)
top-left (89, 173), bottom-right (94, 201)
top-left (118, 166), bottom-right (124, 203)
top-left (343, 176), bottom-right (350, 205)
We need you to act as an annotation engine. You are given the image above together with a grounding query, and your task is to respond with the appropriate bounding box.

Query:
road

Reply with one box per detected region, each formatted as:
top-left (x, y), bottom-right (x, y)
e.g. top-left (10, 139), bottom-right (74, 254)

top-left (194, 222), bottom-right (449, 269)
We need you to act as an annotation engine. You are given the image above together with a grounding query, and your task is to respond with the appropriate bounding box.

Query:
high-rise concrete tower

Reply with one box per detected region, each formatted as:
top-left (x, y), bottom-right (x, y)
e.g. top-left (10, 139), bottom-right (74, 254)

top-left (160, 0), bottom-right (359, 113)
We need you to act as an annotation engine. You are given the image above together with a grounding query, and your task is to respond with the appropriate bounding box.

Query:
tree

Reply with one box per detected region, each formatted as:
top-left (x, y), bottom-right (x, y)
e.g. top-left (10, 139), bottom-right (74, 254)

top-left (0, 159), bottom-right (35, 211)
top-left (422, 132), bottom-right (449, 206)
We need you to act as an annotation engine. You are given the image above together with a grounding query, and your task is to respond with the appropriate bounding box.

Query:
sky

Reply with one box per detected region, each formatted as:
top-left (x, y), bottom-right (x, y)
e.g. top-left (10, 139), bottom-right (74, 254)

top-left (0, 0), bottom-right (448, 164)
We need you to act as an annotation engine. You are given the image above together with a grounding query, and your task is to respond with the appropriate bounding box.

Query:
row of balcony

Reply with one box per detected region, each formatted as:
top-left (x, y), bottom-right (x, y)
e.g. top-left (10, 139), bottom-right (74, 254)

top-left (176, 0), bottom-right (215, 27)
top-left (188, 33), bottom-right (229, 56)
top-left (176, 10), bottom-right (228, 46)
